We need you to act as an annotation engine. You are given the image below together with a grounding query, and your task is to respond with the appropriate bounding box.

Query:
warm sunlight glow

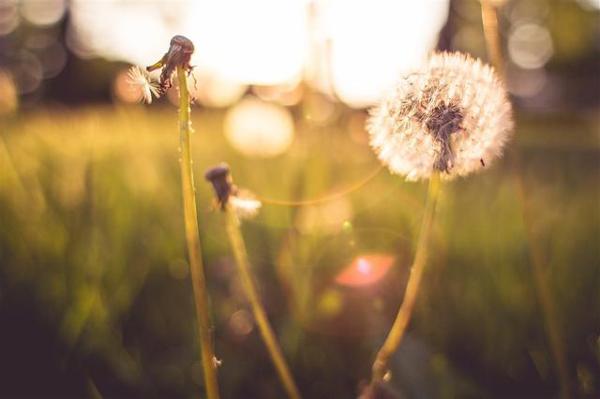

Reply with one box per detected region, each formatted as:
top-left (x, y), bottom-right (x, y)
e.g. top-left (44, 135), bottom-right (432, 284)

top-left (188, 0), bottom-right (307, 84)
top-left (224, 97), bottom-right (295, 157)
top-left (67, 0), bottom-right (449, 106)
top-left (189, 69), bottom-right (247, 108)
top-left (322, 0), bottom-right (449, 107)
top-left (335, 254), bottom-right (395, 287)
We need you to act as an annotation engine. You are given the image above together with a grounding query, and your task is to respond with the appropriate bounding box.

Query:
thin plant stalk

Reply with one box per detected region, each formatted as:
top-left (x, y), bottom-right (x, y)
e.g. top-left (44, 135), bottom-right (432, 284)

top-left (257, 165), bottom-right (384, 207)
top-left (177, 66), bottom-right (220, 399)
top-left (224, 206), bottom-right (302, 399)
top-left (371, 173), bottom-right (441, 383)
top-left (480, 0), bottom-right (505, 78)
top-left (480, 3), bottom-right (571, 397)
top-left (513, 161), bottom-right (572, 399)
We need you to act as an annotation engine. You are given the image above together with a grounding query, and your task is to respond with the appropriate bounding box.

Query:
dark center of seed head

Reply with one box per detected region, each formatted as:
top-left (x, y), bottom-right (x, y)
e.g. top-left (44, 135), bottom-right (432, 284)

top-left (425, 103), bottom-right (464, 173)
top-left (204, 163), bottom-right (235, 209)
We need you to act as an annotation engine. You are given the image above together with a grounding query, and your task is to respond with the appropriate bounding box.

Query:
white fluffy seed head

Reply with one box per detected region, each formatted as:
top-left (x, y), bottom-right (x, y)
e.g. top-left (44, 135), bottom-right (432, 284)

top-left (127, 66), bottom-right (160, 104)
top-left (230, 194), bottom-right (262, 220)
top-left (367, 52), bottom-right (513, 181)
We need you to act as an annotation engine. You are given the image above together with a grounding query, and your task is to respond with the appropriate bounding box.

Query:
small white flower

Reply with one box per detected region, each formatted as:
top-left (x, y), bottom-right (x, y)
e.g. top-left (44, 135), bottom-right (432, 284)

top-left (127, 66), bottom-right (160, 104)
top-left (368, 52), bottom-right (513, 181)
top-left (230, 194), bottom-right (262, 220)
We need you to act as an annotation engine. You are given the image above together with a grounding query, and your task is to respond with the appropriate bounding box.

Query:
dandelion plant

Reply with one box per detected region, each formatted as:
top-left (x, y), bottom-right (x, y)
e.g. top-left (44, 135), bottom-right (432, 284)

top-left (365, 52), bottom-right (513, 391)
top-left (132, 35), bottom-right (221, 399)
top-left (205, 164), bottom-right (302, 399)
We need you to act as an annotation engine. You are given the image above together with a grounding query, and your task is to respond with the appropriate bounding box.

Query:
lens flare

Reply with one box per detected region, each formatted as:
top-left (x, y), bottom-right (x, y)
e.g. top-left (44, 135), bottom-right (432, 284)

top-left (335, 254), bottom-right (395, 287)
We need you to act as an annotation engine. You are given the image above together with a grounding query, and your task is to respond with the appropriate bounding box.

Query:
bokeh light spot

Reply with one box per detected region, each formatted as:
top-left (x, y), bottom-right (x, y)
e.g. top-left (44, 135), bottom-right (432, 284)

top-left (508, 23), bottom-right (554, 69)
top-left (224, 97), bottom-right (295, 158)
top-left (189, 69), bottom-right (247, 108)
top-left (228, 309), bottom-right (254, 337)
top-left (22, 0), bottom-right (66, 26)
top-left (316, 289), bottom-right (343, 317)
top-left (252, 81), bottom-right (303, 106)
top-left (0, 2), bottom-right (19, 36)
top-left (335, 254), bottom-right (395, 287)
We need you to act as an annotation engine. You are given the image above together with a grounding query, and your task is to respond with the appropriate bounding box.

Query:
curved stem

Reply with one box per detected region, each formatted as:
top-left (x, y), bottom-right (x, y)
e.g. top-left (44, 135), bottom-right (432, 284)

top-left (177, 66), bottom-right (220, 399)
top-left (224, 208), bottom-right (302, 399)
top-left (256, 165), bottom-right (384, 207)
top-left (371, 173), bottom-right (441, 383)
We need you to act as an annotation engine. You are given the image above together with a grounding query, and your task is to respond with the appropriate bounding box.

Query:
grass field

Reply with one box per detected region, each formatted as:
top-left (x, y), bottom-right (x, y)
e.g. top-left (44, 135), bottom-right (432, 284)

top-left (0, 104), bottom-right (598, 398)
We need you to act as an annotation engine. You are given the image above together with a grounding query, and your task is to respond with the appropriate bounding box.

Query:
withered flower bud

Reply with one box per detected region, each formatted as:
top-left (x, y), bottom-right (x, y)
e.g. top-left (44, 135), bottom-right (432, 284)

top-left (146, 35), bottom-right (195, 95)
top-left (205, 163), bottom-right (237, 210)
top-left (204, 164), bottom-right (262, 218)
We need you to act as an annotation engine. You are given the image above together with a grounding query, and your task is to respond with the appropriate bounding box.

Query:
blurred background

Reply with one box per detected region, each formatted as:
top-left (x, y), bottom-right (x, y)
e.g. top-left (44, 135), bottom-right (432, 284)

top-left (0, 0), bottom-right (599, 398)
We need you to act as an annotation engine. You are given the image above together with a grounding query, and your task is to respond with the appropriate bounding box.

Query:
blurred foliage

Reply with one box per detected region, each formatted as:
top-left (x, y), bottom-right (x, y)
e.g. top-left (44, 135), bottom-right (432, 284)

top-left (0, 104), bottom-right (598, 398)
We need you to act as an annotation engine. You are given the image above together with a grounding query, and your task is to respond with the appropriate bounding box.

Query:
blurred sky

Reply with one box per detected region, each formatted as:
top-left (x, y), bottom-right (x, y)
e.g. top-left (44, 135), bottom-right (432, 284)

top-left (2, 0), bottom-right (450, 107)
top-left (68, 0), bottom-right (448, 107)
top-left (0, 0), bottom-right (598, 111)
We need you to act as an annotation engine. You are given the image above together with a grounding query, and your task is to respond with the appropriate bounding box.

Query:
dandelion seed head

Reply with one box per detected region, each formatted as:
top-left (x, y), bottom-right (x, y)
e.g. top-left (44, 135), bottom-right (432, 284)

top-left (127, 66), bottom-right (159, 104)
top-left (230, 194), bottom-right (262, 220)
top-left (367, 52), bottom-right (513, 181)
top-left (205, 164), bottom-right (262, 218)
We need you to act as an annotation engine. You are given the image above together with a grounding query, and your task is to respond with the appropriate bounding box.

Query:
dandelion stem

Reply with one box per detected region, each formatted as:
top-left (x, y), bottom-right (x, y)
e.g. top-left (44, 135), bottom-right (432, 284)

top-left (224, 207), bottom-right (302, 399)
top-left (371, 172), bottom-right (441, 383)
top-left (177, 66), bottom-right (220, 399)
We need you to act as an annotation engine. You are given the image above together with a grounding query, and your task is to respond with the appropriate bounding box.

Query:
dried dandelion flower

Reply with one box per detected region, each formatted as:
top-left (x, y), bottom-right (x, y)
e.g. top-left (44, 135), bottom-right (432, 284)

top-left (147, 35), bottom-right (194, 95)
top-left (127, 66), bottom-right (160, 104)
top-left (205, 163), bottom-right (234, 209)
top-left (204, 163), bottom-right (262, 219)
top-left (367, 52), bottom-right (513, 181)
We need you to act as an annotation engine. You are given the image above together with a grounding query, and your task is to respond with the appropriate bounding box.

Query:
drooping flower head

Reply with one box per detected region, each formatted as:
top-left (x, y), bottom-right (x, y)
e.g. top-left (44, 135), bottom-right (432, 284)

top-left (205, 163), bottom-right (235, 209)
top-left (204, 163), bottom-right (262, 219)
top-left (367, 52), bottom-right (513, 181)
top-left (147, 35), bottom-right (195, 95)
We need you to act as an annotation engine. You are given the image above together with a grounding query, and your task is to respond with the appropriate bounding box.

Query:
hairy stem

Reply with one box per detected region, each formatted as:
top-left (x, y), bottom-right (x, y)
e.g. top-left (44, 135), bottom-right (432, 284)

top-left (177, 66), bottom-right (220, 399)
top-left (371, 173), bottom-right (441, 383)
top-left (224, 207), bottom-right (302, 399)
